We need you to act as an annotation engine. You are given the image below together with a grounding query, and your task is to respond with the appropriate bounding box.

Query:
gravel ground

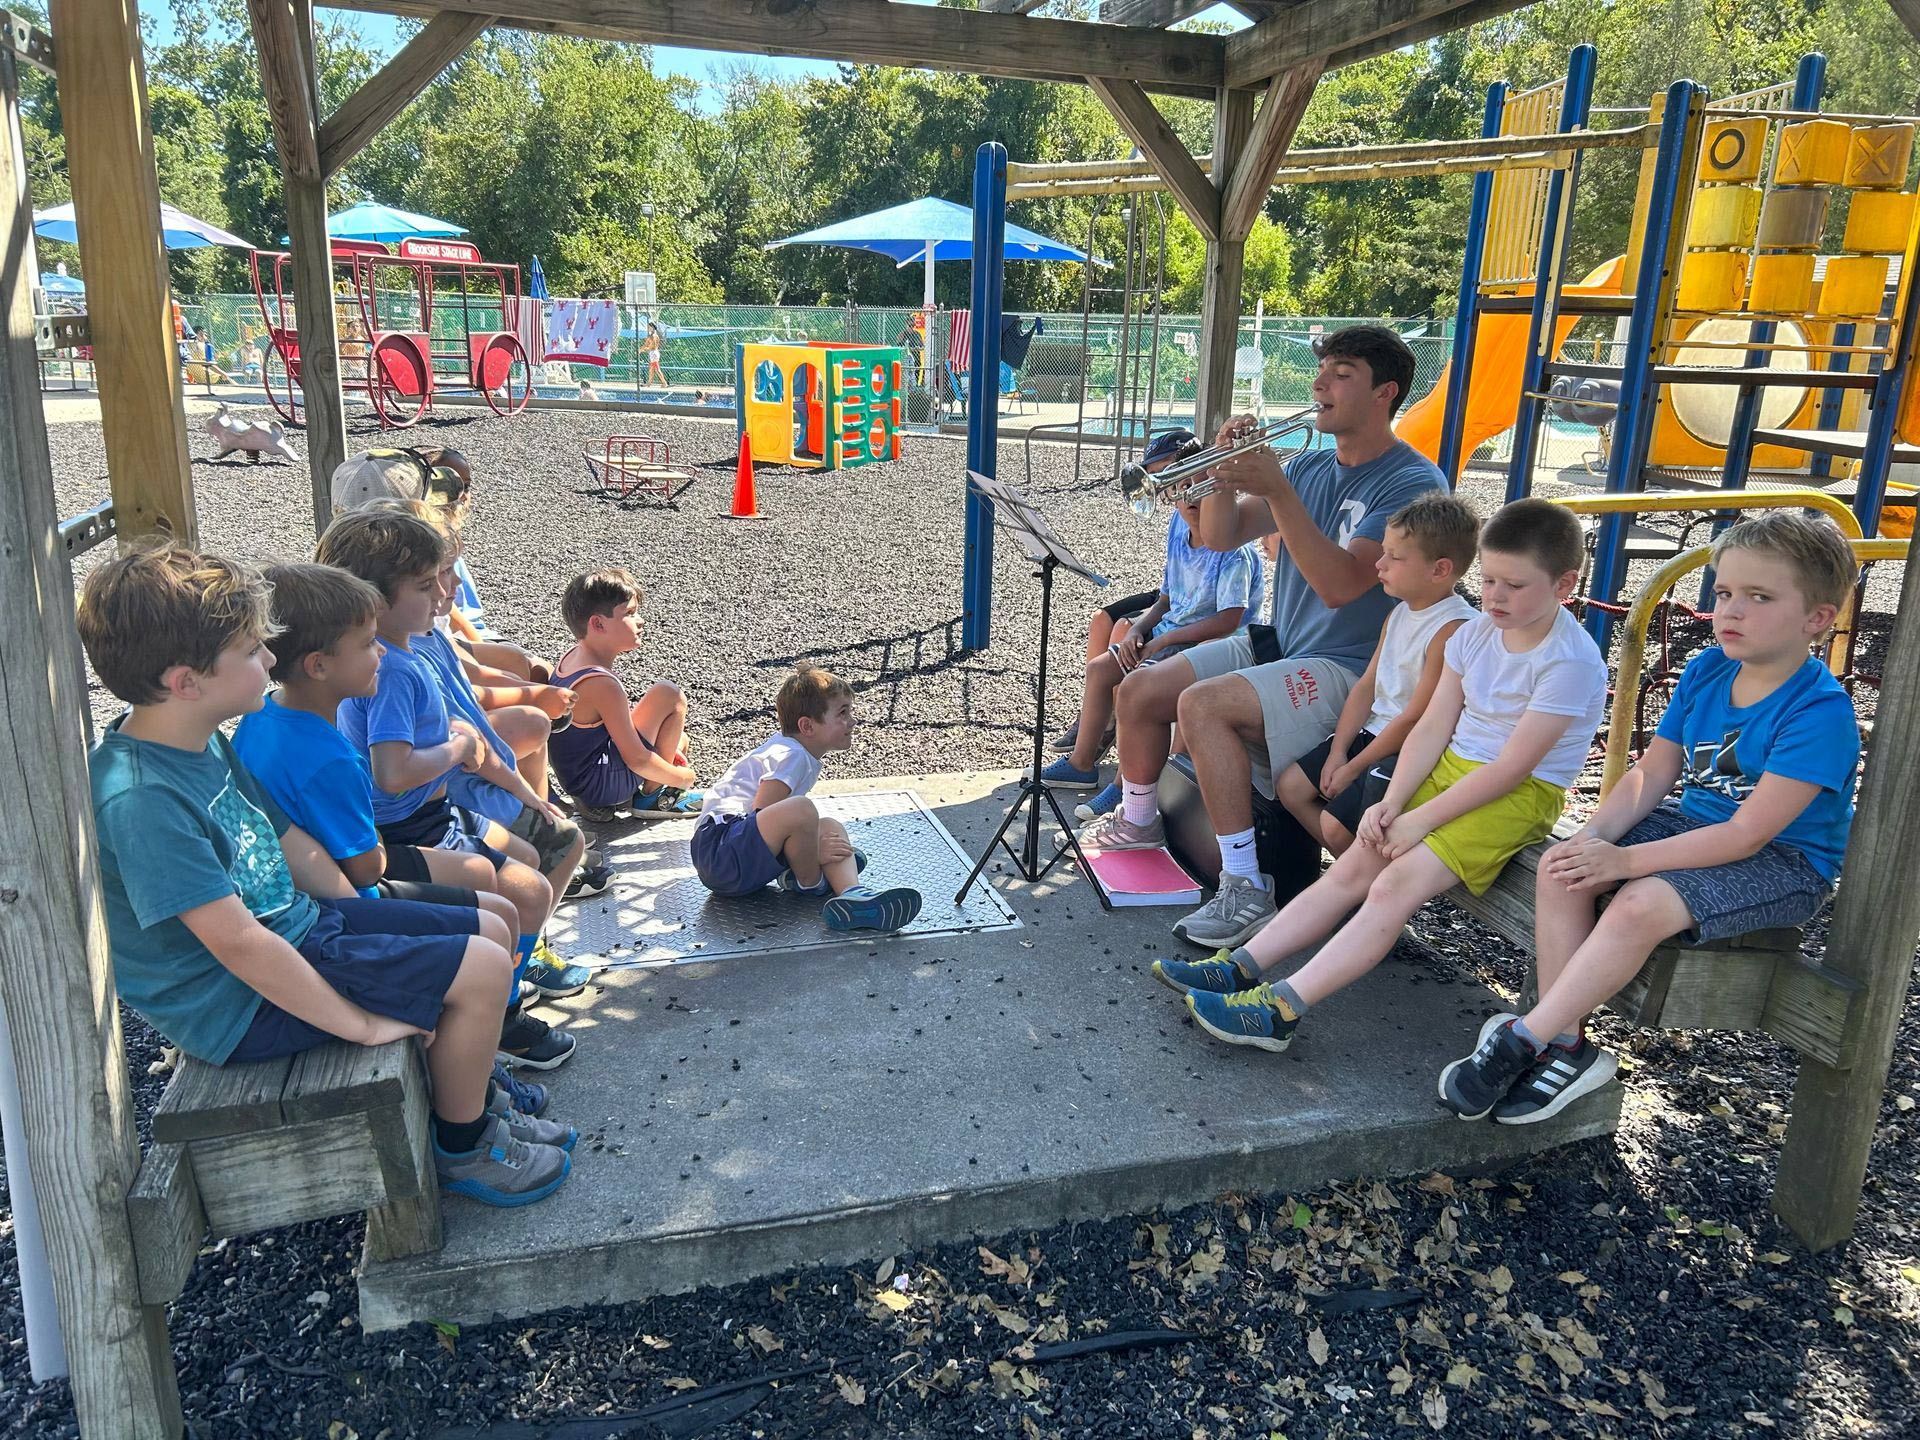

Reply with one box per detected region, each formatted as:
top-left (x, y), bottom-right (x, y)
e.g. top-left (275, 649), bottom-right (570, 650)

top-left (6, 405), bottom-right (1918, 1438)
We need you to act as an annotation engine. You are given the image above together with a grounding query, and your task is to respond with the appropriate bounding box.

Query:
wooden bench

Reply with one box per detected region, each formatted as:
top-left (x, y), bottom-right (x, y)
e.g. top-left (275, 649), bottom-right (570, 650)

top-left (1158, 759), bottom-right (1868, 1063)
top-left (125, 1038), bottom-right (440, 1307)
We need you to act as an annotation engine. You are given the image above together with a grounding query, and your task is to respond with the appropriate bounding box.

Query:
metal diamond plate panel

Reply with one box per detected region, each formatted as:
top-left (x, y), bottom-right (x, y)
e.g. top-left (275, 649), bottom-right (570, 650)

top-left (547, 789), bottom-right (1020, 967)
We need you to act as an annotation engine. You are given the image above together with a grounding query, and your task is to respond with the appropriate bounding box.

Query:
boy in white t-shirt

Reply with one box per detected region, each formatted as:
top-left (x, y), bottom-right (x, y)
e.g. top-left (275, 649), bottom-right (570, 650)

top-left (1276, 492), bottom-right (1479, 855)
top-left (1154, 499), bottom-right (1607, 1055)
top-left (691, 667), bottom-right (923, 933)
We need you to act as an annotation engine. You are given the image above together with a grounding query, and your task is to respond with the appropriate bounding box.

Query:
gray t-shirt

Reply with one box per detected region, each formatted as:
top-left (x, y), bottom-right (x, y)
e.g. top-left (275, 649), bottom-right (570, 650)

top-left (1269, 440), bottom-right (1446, 675)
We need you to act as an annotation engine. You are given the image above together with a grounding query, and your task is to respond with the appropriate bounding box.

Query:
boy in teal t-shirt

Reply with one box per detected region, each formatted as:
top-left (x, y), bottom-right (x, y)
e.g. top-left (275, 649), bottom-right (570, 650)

top-left (78, 545), bottom-right (573, 1207)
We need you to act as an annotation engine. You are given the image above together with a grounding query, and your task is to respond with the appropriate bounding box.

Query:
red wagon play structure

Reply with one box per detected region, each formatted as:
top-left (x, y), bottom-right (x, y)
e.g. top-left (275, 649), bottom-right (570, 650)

top-left (249, 236), bottom-right (533, 428)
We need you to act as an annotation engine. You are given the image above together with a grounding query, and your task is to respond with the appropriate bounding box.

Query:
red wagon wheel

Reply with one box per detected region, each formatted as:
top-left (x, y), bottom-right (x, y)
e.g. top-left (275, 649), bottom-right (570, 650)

top-left (369, 333), bottom-right (430, 429)
top-left (479, 334), bottom-right (532, 417)
top-left (262, 335), bottom-right (302, 425)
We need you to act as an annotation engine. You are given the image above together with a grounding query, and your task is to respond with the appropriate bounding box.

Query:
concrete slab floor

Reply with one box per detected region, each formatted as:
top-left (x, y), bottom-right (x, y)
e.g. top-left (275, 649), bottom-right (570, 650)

top-left (358, 770), bottom-right (1620, 1332)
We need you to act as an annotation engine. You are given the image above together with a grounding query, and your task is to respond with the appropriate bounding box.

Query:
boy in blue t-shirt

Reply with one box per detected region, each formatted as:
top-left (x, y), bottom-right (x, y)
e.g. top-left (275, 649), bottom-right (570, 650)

top-left (1043, 437), bottom-right (1264, 801)
top-left (1440, 511), bottom-right (1863, 1125)
top-left (233, 563), bottom-right (519, 923)
top-left (77, 545), bottom-right (572, 1206)
top-left (316, 509), bottom-right (583, 1067)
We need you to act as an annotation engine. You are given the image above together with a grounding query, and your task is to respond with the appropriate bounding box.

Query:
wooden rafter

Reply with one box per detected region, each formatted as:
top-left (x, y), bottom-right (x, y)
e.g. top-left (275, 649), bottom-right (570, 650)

top-left (979, 0), bottom-right (1051, 13)
top-left (328, 0), bottom-right (1225, 92)
top-left (1886, 0), bottom-right (1920, 44)
top-left (1101, 0), bottom-right (1294, 23)
top-left (1326, 0), bottom-right (1537, 69)
top-left (1089, 77), bottom-right (1220, 239)
top-left (1225, 0), bottom-right (1529, 88)
top-left (318, 12), bottom-right (493, 176)
top-left (1220, 57), bottom-right (1321, 238)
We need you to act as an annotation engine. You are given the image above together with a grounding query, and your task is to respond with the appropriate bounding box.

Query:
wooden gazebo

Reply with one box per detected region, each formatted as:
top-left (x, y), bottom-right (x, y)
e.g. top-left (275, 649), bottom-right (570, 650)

top-left (5, 4), bottom-right (1920, 1437)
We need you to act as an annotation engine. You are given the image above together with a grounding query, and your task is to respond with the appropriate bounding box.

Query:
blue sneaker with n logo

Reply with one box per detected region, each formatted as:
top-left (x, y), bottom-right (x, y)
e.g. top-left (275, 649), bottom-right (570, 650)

top-left (1185, 982), bottom-right (1302, 1053)
top-left (1152, 949), bottom-right (1257, 997)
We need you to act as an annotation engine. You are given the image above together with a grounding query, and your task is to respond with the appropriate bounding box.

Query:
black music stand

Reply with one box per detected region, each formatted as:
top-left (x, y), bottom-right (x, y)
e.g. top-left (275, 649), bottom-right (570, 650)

top-left (955, 471), bottom-right (1114, 910)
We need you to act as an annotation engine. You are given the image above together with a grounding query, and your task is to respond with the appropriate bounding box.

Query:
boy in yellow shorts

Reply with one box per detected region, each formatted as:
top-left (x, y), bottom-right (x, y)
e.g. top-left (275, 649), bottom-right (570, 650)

top-left (1151, 498), bottom-right (1607, 1053)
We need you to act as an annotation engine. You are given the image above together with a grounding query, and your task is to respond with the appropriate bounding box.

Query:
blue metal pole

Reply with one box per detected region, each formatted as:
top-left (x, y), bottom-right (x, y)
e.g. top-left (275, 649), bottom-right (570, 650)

top-left (1588, 80), bottom-right (1701, 646)
top-left (1699, 54), bottom-right (1826, 605)
top-left (963, 142), bottom-right (1007, 651)
top-left (1507, 44), bottom-right (1597, 503)
top-left (1716, 54), bottom-right (1827, 497)
top-left (1437, 81), bottom-right (1507, 486)
top-left (1850, 265), bottom-right (1920, 538)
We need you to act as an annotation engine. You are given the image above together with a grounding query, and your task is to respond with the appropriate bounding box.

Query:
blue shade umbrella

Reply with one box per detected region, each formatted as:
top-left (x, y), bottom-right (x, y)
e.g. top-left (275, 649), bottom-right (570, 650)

top-left (766, 196), bottom-right (1094, 308)
top-left (316, 201), bottom-right (467, 244)
top-left (35, 201), bottom-right (254, 250)
top-left (39, 271), bottom-right (84, 296)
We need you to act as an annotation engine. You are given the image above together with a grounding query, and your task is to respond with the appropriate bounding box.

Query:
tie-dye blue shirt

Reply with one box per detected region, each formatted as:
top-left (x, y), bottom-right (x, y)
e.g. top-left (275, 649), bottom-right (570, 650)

top-left (90, 719), bottom-right (319, 1062)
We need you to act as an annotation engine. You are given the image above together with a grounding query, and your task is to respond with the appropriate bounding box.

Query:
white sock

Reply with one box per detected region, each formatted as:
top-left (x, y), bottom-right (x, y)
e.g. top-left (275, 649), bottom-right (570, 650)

top-left (1217, 827), bottom-right (1265, 886)
top-left (1122, 781), bottom-right (1159, 827)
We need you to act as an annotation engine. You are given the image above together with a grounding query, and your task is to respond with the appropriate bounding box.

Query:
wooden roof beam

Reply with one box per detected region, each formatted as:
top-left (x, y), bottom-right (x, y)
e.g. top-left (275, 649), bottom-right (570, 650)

top-left (1220, 58), bottom-right (1321, 238)
top-left (1225, 0), bottom-right (1534, 88)
top-left (327, 0), bottom-right (1226, 91)
top-left (979, 0), bottom-right (1051, 13)
top-left (1886, 0), bottom-right (1920, 45)
top-left (1089, 77), bottom-right (1220, 239)
top-left (319, 11), bottom-right (493, 177)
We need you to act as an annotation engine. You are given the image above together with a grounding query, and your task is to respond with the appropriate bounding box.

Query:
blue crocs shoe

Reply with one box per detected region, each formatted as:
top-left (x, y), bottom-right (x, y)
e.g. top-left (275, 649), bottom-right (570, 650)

top-left (1185, 983), bottom-right (1303, 1054)
top-left (490, 1062), bottom-right (548, 1118)
top-left (1075, 780), bottom-right (1122, 822)
top-left (776, 849), bottom-right (868, 893)
top-left (823, 885), bottom-right (924, 933)
top-left (1152, 949), bottom-right (1258, 997)
top-left (631, 785), bottom-right (703, 819)
top-left (1039, 756), bottom-right (1101, 790)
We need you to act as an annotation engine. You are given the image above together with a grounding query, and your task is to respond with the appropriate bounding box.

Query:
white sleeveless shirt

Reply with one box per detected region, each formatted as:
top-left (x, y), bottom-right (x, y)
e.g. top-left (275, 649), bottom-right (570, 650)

top-left (1365, 594), bottom-right (1478, 733)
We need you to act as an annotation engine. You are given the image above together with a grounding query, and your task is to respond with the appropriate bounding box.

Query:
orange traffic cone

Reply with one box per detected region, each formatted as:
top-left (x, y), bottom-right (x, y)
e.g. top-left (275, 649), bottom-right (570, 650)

top-left (729, 430), bottom-right (762, 519)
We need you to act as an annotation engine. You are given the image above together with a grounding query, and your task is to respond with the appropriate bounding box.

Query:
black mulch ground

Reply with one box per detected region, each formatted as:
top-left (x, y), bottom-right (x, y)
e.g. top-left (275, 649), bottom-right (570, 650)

top-left (5, 405), bottom-right (1917, 1438)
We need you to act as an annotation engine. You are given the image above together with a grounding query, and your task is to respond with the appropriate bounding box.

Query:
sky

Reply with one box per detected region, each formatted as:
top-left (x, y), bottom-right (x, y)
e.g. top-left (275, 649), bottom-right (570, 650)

top-left (230, 4), bottom-right (1255, 102)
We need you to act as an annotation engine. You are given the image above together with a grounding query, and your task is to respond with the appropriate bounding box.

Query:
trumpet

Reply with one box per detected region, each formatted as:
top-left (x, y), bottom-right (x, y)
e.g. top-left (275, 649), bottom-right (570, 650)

top-left (1119, 408), bottom-right (1320, 511)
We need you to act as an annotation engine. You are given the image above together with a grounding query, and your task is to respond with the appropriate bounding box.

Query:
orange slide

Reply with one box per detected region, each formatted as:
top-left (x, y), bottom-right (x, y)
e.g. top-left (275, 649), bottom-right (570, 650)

top-left (1398, 255), bottom-right (1628, 468)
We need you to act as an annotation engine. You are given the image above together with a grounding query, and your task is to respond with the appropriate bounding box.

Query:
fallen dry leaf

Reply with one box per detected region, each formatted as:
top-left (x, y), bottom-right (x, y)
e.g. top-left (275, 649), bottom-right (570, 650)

top-left (747, 1324), bottom-right (783, 1354)
top-left (835, 1373), bottom-right (867, 1406)
top-left (1422, 1387), bottom-right (1449, 1430)
top-left (1306, 1326), bottom-right (1330, 1366)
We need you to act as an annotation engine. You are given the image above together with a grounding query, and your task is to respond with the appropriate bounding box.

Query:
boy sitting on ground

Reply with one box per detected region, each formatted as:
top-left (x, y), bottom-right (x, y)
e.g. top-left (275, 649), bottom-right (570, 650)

top-left (1042, 432), bottom-right (1264, 814)
top-left (692, 667), bottom-right (924, 933)
top-left (1276, 493), bottom-right (1478, 855)
top-left (552, 568), bottom-right (703, 823)
top-left (78, 546), bottom-right (574, 1206)
top-left (1153, 499), bottom-right (1607, 1057)
top-left (1439, 511), bottom-right (1862, 1123)
top-left (316, 509), bottom-right (584, 1070)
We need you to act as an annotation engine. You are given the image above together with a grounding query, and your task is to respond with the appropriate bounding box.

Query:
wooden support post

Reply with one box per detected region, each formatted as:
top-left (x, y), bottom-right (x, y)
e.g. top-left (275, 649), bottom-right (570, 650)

top-left (1194, 87), bottom-right (1253, 437)
top-left (2, 31), bottom-right (183, 1438)
top-left (1774, 553), bottom-right (1920, 1250)
top-left (1221, 62), bottom-right (1323, 241)
top-left (47, 0), bottom-right (195, 545)
top-left (248, 0), bottom-right (346, 530)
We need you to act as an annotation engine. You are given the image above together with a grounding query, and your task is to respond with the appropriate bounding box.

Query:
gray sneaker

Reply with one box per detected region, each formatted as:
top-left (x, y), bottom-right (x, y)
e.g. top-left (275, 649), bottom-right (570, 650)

top-left (436, 1114), bottom-right (571, 1207)
top-left (487, 1085), bottom-right (579, 1152)
top-left (1080, 810), bottom-right (1166, 852)
top-left (1173, 872), bottom-right (1278, 949)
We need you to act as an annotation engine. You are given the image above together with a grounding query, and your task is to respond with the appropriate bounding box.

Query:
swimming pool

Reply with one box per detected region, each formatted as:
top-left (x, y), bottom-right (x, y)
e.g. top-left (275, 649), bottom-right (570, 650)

top-left (532, 385), bottom-right (736, 408)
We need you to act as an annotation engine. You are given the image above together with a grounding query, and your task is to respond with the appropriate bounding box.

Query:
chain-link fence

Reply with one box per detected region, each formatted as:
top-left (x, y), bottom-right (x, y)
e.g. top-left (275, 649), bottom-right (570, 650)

top-left (149, 296), bottom-right (1617, 479)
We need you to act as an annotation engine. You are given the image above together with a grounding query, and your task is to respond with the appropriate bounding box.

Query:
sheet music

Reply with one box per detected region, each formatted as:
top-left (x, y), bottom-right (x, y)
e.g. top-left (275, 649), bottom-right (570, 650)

top-left (967, 471), bottom-right (1107, 585)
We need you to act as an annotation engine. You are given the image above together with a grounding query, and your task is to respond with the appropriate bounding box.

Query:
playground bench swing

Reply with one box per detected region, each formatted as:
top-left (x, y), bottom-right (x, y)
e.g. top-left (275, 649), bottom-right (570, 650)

top-left (1156, 528), bottom-right (1898, 1073)
top-left (583, 434), bottom-right (695, 505)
